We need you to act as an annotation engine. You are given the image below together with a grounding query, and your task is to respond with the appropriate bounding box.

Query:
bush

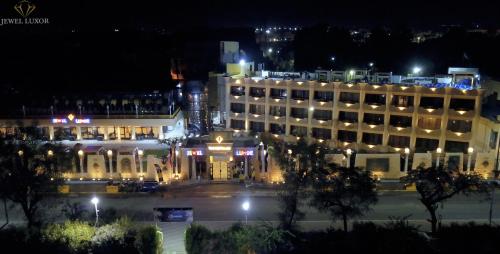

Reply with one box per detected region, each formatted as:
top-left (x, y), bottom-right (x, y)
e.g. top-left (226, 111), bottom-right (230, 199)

top-left (185, 224), bottom-right (213, 254)
top-left (91, 217), bottom-right (137, 254)
top-left (437, 222), bottom-right (500, 254)
top-left (42, 220), bottom-right (95, 253)
top-left (134, 225), bottom-right (163, 254)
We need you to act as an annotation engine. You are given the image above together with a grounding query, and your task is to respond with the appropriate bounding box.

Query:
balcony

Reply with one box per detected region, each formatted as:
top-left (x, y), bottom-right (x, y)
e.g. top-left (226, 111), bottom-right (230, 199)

top-left (314, 82), bottom-right (333, 90)
top-left (418, 107), bottom-right (444, 116)
top-left (389, 105), bottom-right (414, 114)
top-left (312, 118), bottom-right (332, 126)
top-left (290, 98), bottom-right (309, 106)
top-left (446, 130), bottom-right (472, 140)
top-left (248, 113), bottom-right (265, 121)
top-left (229, 112), bottom-right (245, 119)
top-left (269, 115), bottom-right (285, 123)
top-left (364, 84), bottom-right (387, 92)
top-left (269, 97), bottom-right (286, 105)
top-left (363, 103), bottom-right (386, 112)
top-left (362, 123), bottom-right (384, 132)
top-left (230, 95), bottom-right (245, 102)
top-left (388, 125), bottom-right (412, 135)
top-left (415, 127), bottom-right (441, 137)
top-left (393, 85), bottom-right (415, 93)
top-left (312, 100), bottom-right (334, 108)
top-left (338, 101), bottom-right (360, 110)
top-left (291, 81), bottom-right (309, 88)
top-left (448, 108), bottom-right (475, 118)
top-left (420, 87), bottom-right (445, 95)
top-left (337, 120), bottom-right (358, 130)
top-left (339, 83), bottom-right (360, 90)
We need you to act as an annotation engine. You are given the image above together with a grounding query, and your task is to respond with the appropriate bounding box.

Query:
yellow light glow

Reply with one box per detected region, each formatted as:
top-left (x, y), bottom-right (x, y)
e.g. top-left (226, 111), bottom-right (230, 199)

top-left (426, 108), bottom-right (435, 113)
top-left (320, 101), bottom-right (325, 105)
top-left (400, 86), bottom-right (408, 90)
top-left (372, 85), bottom-right (380, 89)
top-left (297, 100), bottom-right (302, 104)
top-left (368, 145), bottom-right (375, 149)
top-left (275, 80), bottom-right (280, 84)
top-left (234, 130), bottom-right (240, 133)
top-left (344, 122), bottom-right (352, 126)
top-left (347, 83), bottom-right (353, 88)
top-left (234, 96), bottom-right (240, 99)
top-left (297, 82), bottom-right (303, 85)
top-left (253, 97), bottom-right (259, 101)
top-left (274, 99), bottom-right (280, 102)
top-left (398, 106), bottom-right (406, 111)
top-left (274, 116), bottom-right (279, 120)
top-left (235, 79), bottom-right (241, 84)
top-left (273, 134), bottom-right (279, 138)
top-left (457, 110), bottom-right (466, 115)
top-left (370, 105), bottom-right (379, 109)
top-left (424, 129), bottom-right (432, 133)
top-left (430, 88), bottom-right (436, 92)
top-left (296, 118), bottom-right (301, 122)
top-left (394, 148), bottom-right (401, 151)
top-left (234, 113), bottom-right (239, 116)
top-left (455, 132), bottom-right (463, 137)
top-left (461, 89), bottom-right (467, 94)
top-left (343, 142), bottom-right (350, 146)
top-left (253, 114), bottom-right (260, 117)
top-left (296, 137), bottom-right (300, 140)
top-left (318, 139), bottom-right (324, 143)
top-left (319, 120), bottom-right (325, 124)
top-left (321, 82), bottom-right (327, 86)
top-left (345, 103), bottom-right (353, 107)
top-left (396, 127), bottom-right (404, 131)
top-left (369, 124), bottom-right (376, 129)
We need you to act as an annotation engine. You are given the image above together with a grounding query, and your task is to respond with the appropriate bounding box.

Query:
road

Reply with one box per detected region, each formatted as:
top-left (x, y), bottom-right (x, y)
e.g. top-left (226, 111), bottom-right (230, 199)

top-left (1, 183), bottom-right (498, 231)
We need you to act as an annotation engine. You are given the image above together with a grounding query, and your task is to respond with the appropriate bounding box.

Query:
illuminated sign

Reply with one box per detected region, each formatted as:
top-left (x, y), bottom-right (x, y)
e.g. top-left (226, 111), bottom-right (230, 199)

top-left (235, 150), bottom-right (254, 156)
top-left (216, 136), bottom-right (224, 144)
top-left (51, 114), bottom-right (91, 124)
top-left (186, 150), bottom-right (204, 156)
top-left (208, 146), bottom-right (232, 151)
top-left (52, 118), bottom-right (68, 124)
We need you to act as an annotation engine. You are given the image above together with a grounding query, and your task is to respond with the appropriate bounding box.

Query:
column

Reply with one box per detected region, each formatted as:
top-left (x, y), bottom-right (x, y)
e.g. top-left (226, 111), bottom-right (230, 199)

top-left (332, 83), bottom-right (340, 145)
top-left (285, 83), bottom-right (292, 136)
top-left (438, 89), bottom-right (451, 150)
top-left (103, 126), bottom-right (109, 140)
top-left (357, 84), bottom-right (366, 145)
top-left (131, 126), bottom-right (136, 140)
top-left (410, 88), bottom-right (421, 150)
top-left (116, 127), bottom-right (121, 140)
top-left (382, 86), bottom-right (391, 146)
top-left (225, 77), bottom-right (231, 129)
top-left (264, 81), bottom-right (270, 132)
top-left (307, 81), bottom-right (314, 140)
top-left (49, 126), bottom-right (54, 141)
top-left (244, 83), bottom-right (250, 132)
top-left (191, 157), bottom-right (196, 180)
top-left (244, 156), bottom-right (248, 179)
top-left (76, 126), bottom-right (82, 140)
top-left (158, 126), bottom-right (164, 140)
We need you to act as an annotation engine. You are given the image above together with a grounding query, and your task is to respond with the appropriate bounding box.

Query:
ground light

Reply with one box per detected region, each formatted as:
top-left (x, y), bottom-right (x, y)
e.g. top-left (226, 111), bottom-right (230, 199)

top-left (91, 197), bottom-right (99, 227)
top-left (242, 200), bottom-right (250, 224)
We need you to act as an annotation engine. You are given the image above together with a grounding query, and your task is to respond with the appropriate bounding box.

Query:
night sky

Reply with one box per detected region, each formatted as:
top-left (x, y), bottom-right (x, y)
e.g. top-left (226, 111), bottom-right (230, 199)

top-left (1, 0), bottom-right (499, 29)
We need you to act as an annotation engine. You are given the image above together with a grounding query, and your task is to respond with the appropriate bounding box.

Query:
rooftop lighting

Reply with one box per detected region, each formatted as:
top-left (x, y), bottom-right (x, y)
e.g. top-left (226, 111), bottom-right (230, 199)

top-left (239, 59), bottom-right (246, 66)
top-left (412, 66), bottom-right (422, 74)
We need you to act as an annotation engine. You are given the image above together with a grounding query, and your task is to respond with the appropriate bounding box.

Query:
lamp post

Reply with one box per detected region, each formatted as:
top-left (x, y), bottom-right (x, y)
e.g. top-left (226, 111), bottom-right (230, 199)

top-left (107, 150), bottom-right (113, 179)
top-left (346, 149), bottom-right (352, 168)
top-left (436, 148), bottom-right (442, 168)
top-left (78, 150), bottom-right (84, 180)
top-left (242, 200), bottom-right (250, 224)
top-left (404, 148), bottom-right (410, 173)
top-left (91, 197), bottom-right (99, 227)
top-left (467, 147), bottom-right (474, 174)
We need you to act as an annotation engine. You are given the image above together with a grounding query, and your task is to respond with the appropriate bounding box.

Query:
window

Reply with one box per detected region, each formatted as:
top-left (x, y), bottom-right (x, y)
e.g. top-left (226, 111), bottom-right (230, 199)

top-left (230, 103), bottom-right (245, 113)
top-left (230, 86), bottom-right (245, 96)
top-left (312, 128), bottom-right (331, 140)
top-left (366, 158), bottom-right (389, 172)
top-left (250, 121), bottom-right (264, 132)
top-left (392, 95), bottom-right (414, 107)
top-left (388, 135), bottom-right (410, 147)
top-left (291, 90), bottom-right (309, 100)
top-left (249, 104), bottom-right (265, 115)
top-left (290, 125), bottom-right (307, 137)
top-left (445, 141), bottom-right (469, 153)
top-left (420, 97), bottom-right (444, 108)
top-left (450, 98), bottom-right (475, 111)
top-left (339, 92), bottom-right (360, 103)
top-left (390, 116), bottom-right (412, 127)
top-left (231, 120), bottom-right (245, 130)
top-left (490, 131), bottom-right (498, 150)
top-left (250, 87), bottom-right (265, 97)
top-left (270, 123), bottom-right (285, 134)
top-left (291, 107), bottom-right (308, 118)
top-left (418, 117), bottom-right (441, 129)
top-left (270, 88), bottom-right (287, 99)
top-left (447, 120), bottom-right (472, 132)
top-left (365, 93), bottom-right (386, 105)
top-left (269, 106), bottom-right (286, 116)
top-left (314, 91), bottom-right (334, 101)
top-left (415, 138), bottom-right (439, 152)
top-left (339, 111), bottom-right (358, 122)
top-left (363, 113), bottom-right (384, 125)
top-left (313, 109), bottom-right (332, 120)
top-left (362, 133), bottom-right (383, 145)
top-left (338, 130), bottom-right (357, 142)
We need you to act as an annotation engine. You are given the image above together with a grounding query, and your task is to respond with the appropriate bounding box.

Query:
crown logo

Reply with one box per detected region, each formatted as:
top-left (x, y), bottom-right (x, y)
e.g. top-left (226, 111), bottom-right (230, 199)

top-left (216, 136), bottom-right (224, 144)
top-left (14, 0), bottom-right (36, 18)
top-left (67, 114), bottom-right (75, 122)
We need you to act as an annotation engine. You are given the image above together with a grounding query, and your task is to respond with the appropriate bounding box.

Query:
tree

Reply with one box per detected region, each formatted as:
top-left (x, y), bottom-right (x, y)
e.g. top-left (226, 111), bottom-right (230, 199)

top-left (0, 140), bottom-right (72, 228)
top-left (271, 138), bottom-right (328, 231)
top-left (310, 165), bottom-right (378, 232)
top-left (401, 166), bottom-right (487, 233)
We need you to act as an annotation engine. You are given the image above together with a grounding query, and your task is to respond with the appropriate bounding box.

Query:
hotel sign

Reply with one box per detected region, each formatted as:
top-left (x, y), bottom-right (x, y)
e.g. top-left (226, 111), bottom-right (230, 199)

top-left (235, 149), bottom-right (254, 156)
top-left (186, 149), bottom-right (204, 156)
top-left (52, 114), bottom-right (91, 124)
top-left (208, 146), bottom-right (232, 151)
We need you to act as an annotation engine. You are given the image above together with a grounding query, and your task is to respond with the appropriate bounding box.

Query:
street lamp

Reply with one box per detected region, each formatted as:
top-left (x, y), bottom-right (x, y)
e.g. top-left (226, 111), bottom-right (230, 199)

top-left (467, 147), bottom-right (474, 174)
top-left (404, 148), bottom-right (410, 173)
top-left (412, 66), bottom-right (422, 75)
top-left (18, 150), bottom-right (23, 157)
top-left (47, 150), bottom-right (54, 157)
top-left (346, 149), bottom-right (352, 168)
top-left (138, 149), bottom-right (144, 174)
top-left (107, 150), bottom-right (113, 179)
top-left (239, 59), bottom-right (246, 66)
top-left (436, 148), bottom-right (442, 168)
top-left (91, 197), bottom-right (99, 227)
top-left (242, 200), bottom-right (250, 224)
top-left (78, 150), bottom-right (84, 180)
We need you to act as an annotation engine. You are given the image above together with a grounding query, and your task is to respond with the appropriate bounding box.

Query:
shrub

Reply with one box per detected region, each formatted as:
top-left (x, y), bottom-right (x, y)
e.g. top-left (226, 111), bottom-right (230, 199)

top-left (91, 217), bottom-right (137, 254)
top-left (42, 220), bottom-right (95, 253)
top-left (134, 225), bottom-right (163, 254)
top-left (185, 224), bottom-right (213, 254)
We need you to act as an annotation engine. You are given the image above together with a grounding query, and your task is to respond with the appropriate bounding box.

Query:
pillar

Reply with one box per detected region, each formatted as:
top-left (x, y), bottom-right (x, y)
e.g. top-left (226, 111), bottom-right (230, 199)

top-left (244, 156), bottom-right (248, 178)
top-left (76, 126), bottom-right (82, 140)
top-left (103, 126), bottom-right (109, 140)
top-left (191, 157), bottom-right (196, 180)
top-left (116, 126), bottom-right (121, 140)
top-left (131, 126), bottom-right (136, 140)
top-left (49, 126), bottom-right (54, 141)
top-left (158, 126), bottom-right (164, 139)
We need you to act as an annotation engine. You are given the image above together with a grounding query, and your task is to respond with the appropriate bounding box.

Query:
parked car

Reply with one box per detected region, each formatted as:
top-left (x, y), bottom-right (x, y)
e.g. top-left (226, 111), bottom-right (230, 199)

top-left (140, 181), bottom-right (160, 192)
